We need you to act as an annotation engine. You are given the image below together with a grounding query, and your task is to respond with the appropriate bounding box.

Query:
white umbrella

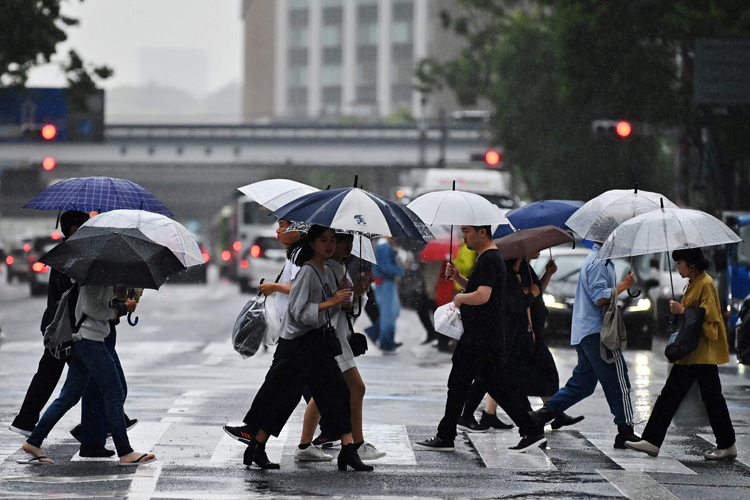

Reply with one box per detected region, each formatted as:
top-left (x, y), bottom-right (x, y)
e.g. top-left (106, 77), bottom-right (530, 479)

top-left (407, 183), bottom-right (510, 262)
top-left (597, 202), bottom-right (741, 299)
top-left (566, 185), bottom-right (678, 242)
top-left (86, 210), bottom-right (203, 267)
top-left (237, 179), bottom-right (319, 212)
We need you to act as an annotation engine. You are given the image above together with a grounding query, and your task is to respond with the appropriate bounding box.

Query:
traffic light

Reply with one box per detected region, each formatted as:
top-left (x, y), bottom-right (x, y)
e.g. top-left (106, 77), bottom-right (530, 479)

top-left (471, 150), bottom-right (503, 168)
top-left (592, 120), bottom-right (634, 138)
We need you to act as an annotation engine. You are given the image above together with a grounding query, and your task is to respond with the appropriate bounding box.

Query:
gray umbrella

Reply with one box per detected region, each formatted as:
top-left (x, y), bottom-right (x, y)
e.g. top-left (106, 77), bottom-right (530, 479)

top-left (566, 185), bottom-right (677, 242)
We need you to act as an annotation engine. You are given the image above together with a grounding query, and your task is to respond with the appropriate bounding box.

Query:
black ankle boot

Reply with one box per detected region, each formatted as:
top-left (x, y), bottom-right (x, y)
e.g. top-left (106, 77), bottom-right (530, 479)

top-left (550, 412), bottom-right (585, 430)
top-left (614, 424), bottom-right (640, 449)
top-left (337, 443), bottom-right (374, 471)
top-left (244, 441), bottom-right (280, 469)
top-left (528, 407), bottom-right (555, 429)
top-left (480, 411), bottom-right (514, 430)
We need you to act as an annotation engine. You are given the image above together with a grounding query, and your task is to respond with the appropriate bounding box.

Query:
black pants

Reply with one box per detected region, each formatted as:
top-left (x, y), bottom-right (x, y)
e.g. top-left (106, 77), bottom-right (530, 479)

top-left (12, 348), bottom-right (67, 430)
top-left (437, 341), bottom-right (541, 440)
top-left (642, 364), bottom-right (735, 449)
top-left (243, 328), bottom-right (352, 438)
top-left (460, 377), bottom-right (533, 421)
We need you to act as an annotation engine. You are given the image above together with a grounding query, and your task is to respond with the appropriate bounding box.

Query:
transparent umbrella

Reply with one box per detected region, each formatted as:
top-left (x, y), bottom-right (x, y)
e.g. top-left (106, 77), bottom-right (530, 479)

top-left (237, 179), bottom-right (319, 212)
top-left (597, 202), bottom-right (741, 303)
top-left (566, 185), bottom-right (677, 242)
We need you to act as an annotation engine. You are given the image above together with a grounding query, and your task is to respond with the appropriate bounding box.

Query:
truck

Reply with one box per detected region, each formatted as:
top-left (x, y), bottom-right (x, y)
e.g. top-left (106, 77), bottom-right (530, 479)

top-left (394, 168), bottom-right (517, 209)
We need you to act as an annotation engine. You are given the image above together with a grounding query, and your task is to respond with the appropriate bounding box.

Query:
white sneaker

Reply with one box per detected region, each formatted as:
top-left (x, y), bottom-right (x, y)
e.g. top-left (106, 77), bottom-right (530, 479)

top-left (357, 441), bottom-right (386, 460)
top-left (704, 444), bottom-right (737, 461)
top-left (624, 440), bottom-right (660, 457)
top-left (294, 444), bottom-right (333, 462)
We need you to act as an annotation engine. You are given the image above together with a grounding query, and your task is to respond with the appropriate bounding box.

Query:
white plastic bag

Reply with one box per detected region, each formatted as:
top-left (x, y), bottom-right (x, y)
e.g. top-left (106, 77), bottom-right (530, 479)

top-left (434, 302), bottom-right (463, 340)
top-left (263, 292), bottom-right (281, 346)
top-left (672, 380), bottom-right (710, 427)
top-left (232, 296), bottom-right (267, 358)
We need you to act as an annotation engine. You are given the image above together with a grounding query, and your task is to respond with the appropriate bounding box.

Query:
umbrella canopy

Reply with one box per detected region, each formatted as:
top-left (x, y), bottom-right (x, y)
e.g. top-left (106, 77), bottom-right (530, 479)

top-left (505, 200), bottom-right (584, 230)
top-left (407, 189), bottom-right (510, 227)
top-left (273, 187), bottom-right (431, 241)
top-left (492, 224), bottom-right (515, 239)
top-left (597, 207), bottom-right (741, 260)
top-left (237, 179), bottom-right (319, 212)
top-left (494, 225), bottom-right (575, 260)
top-left (23, 176), bottom-right (172, 216)
top-left (419, 240), bottom-right (460, 262)
top-left (39, 227), bottom-right (186, 289)
top-left (566, 187), bottom-right (677, 242)
top-left (84, 210), bottom-right (203, 267)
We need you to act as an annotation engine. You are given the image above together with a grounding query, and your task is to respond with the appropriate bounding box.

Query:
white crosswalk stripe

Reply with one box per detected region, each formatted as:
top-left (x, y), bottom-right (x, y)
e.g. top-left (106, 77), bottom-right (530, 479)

top-left (467, 432), bottom-right (555, 470)
top-left (581, 432), bottom-right (696, 474)
top-left (698, 433), bottom-right (749, 467)
top-left (71, 423), bottom-right (170, 462)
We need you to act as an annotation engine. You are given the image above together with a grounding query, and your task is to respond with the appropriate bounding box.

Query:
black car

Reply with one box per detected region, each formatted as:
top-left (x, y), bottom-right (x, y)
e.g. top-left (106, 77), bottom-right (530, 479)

top-left (732, 294), bottom-right (750, 364)
top-left (534, 248), bottom-right (659, 350)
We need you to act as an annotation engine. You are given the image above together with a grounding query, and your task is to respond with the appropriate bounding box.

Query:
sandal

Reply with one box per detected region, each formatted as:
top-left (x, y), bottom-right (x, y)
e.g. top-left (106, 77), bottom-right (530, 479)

top-left (119, 454), bottom-right (157, 466)
top-left (17, 455), bottom-right (51, 465)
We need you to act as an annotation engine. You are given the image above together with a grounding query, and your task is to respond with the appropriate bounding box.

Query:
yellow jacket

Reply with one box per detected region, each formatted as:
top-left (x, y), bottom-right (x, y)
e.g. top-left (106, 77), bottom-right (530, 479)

top-left (454, 244), bottom-right (477, 291)
top-left (674, 271), bottom-right (729, 365)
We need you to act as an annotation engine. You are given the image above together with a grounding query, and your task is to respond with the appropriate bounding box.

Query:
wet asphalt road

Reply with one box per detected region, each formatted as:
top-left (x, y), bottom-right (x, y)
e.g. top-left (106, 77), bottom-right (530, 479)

top-left (1, 267), bottom-right (750, 499)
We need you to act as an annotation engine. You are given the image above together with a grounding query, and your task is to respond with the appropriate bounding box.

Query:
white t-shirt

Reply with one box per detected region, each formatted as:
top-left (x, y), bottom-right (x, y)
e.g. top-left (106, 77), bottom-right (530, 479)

top-left (275, 257), bottom-right (300, 323)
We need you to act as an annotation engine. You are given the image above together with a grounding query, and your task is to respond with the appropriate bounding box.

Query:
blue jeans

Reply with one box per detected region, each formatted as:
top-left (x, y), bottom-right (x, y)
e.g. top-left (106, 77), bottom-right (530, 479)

top-left (27, 338), bottom-right (133, 457)
top-left (544, 333), bottom-right (634, 426)
top-left (81, 325), bottom-right (127, 446)
top-left (373, 280), bottom-right (400, 350)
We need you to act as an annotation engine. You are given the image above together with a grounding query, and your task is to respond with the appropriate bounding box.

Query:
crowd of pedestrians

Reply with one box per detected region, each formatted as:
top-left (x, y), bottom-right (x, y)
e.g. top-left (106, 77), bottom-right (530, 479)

top-left (11, 213), bottom-right (737, 471)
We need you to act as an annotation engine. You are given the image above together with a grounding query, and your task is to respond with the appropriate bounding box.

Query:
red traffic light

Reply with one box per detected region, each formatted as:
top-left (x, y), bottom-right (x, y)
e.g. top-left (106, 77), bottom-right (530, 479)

top-left (616, 121), bottom-right (632, 137)
top-left (42, 157), bottom-right (56, 170)
top-left (41, 124), bottom-right (57, 140)
top-left (485, 151), bottom-right (501, 166)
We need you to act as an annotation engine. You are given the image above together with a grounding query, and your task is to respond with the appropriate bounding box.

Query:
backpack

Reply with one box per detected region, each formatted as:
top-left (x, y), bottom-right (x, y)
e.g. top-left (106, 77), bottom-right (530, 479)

top-left (600, 287), bottom-right (627, 363)
top-left (43, 284), bottom-right (87, 361)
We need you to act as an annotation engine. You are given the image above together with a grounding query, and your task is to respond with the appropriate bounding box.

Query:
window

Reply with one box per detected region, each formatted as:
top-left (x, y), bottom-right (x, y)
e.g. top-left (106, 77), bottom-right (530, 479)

top-left (321, 65), bottom-right (342, 85)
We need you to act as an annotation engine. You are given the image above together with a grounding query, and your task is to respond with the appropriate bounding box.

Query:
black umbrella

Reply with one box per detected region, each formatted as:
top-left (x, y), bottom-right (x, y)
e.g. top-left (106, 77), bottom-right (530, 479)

top-left (39, 226), bottom-right (186, 290)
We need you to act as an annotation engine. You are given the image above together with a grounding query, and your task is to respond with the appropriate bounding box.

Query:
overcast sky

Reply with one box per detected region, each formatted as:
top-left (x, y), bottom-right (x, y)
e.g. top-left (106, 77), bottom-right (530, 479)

top-left (26, 0), bottom-right (244, 96)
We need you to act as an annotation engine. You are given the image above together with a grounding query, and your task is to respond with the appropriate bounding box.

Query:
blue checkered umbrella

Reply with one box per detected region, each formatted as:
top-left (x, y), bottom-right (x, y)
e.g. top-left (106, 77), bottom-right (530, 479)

top-left (23, 176), bottom-right (172, 216)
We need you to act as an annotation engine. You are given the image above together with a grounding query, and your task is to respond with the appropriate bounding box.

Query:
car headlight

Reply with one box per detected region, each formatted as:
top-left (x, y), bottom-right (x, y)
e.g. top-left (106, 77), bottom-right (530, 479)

top-left (543, 294), bottom-right (566, 309)
top-left (627, 298), bottom-right (652, 312)
top-left (731, 298), bottom-right (744, 315)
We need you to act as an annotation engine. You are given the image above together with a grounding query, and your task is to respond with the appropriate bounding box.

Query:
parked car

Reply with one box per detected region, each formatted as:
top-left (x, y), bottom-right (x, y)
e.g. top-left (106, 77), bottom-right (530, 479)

top-left (237, 229), bottom-right (286, 294)
top-left (732, 294), bottom-right (750, 364)
top-left (533, 248), bottom-right (658, 350)
top-left (6, 239), bottom-right (34, 284)
top-left (28, 235), bottom-right (61, 296)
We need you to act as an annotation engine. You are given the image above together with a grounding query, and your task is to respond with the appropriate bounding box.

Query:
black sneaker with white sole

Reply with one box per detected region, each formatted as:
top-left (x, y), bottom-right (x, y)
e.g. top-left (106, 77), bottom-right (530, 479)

top-left (223, 425), bottom-right (256, 445)
top-left (508, 434), bottom-right (547, 453)
top-left (413, 436), bottom-right (455, 451)
top-left (312, 434), bottom-right (341, 449)
top-left (457, 418), bottom-right (490, 433)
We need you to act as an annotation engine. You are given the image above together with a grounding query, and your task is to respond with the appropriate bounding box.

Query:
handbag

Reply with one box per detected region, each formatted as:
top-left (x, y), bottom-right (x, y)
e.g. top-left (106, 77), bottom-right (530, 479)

top-left (664, 307), bottom-right (706, 362)
top-left (306, 264), bottom-right (343, 357)
top-left (433, 302), bottom-right (463, 340)
top-left (600, 287), bottom-right (627, 364)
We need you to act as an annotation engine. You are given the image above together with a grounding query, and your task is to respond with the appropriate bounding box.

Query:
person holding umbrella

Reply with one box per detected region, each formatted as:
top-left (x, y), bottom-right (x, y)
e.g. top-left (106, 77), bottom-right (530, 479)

top-left (414, 225), bottom-right (546, 453)
top-left (625, 248), bottom-right (736, 459)
top-left (224, 225), bottom-right (374, 471)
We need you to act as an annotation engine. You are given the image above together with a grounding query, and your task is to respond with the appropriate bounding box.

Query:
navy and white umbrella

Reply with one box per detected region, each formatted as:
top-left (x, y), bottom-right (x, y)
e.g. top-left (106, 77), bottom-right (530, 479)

top-left (273, 187), bottom-right (432, 241)
top-left (24, 176), bottom-right (172, 216)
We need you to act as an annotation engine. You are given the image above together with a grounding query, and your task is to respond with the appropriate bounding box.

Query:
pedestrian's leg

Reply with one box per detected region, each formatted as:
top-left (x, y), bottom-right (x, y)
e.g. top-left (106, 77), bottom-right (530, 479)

top-left (306, 356), bottom-right (352, 441)
top-left (377, 282), bottom-right (398, 350)
top-left (300, 399), bottom-right (321, 445)
top-left (580, 335), bottom-right (635, 425)
top-left (640, 365), bottom-right (695, 447)
top-left (543, 341), bottom-right (598, 416)
top-left (80, 377), bottom-right (108, 446)
top-left (461, 378), bottom-right (486, 421)
top-left (12, 349), bottom-right (67, 431)
top-left (342, 367), bottom-right (366, 444)
top-left (436, 344), bottom-right (476, 441)
top-left (482, 359), bottom-right (539, 437)
top-left (416, 294), bottom-right (437, 342)
top-left (695, 365), bottom-right (736, 449)
top-left (485, 397), bottom-right (498, 414)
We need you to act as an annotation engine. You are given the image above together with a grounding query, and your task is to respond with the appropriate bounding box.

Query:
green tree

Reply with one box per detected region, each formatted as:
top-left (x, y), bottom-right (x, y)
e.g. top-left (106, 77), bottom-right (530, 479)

top-left (0, 0), bottom-right (112, 90)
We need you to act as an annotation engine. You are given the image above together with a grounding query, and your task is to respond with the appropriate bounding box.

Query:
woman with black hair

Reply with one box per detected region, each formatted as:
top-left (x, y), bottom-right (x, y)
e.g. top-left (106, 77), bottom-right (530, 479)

top-left (224, 225), bottom-right (374, 471)
top-left (626, 248), bottom-right (737, 460)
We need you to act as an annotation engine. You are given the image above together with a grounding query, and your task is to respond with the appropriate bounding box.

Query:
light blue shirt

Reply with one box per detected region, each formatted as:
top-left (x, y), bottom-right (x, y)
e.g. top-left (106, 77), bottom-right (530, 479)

top-left (571, 245), bottom-right (617, 345)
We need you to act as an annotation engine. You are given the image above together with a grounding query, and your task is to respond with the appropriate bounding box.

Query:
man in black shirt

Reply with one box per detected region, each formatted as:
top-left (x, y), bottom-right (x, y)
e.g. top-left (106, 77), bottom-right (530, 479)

top-left (414, 225), bottom-right (546, 453)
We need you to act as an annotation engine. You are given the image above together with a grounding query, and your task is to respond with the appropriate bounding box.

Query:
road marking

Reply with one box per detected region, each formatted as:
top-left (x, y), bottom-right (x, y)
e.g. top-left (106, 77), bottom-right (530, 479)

top-left (698, 434), bottom-right (749, 467)
top-left (597, 470), bottom-right (679, 499)
top-left (71, 422), bottom-right (170, 462)
top-left (126, 461), bottom-right (163, 500)
top-left (0, 341), bottom-right (40, 353)
top-left (361, 424), bottom-right (416, 465)
top-left (210, 426), bottom-right (289, 465)
top-left (466, 432), bottom-right (555, 470)
top-left (1, 474), bottom-right (132, 483)
top-left (582, 432), bottom-right (695, 474)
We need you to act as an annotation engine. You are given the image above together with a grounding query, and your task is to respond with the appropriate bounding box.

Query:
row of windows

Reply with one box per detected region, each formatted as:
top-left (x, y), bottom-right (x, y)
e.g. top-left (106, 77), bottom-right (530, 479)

top-left (287, 85), bottom-right (413, 113)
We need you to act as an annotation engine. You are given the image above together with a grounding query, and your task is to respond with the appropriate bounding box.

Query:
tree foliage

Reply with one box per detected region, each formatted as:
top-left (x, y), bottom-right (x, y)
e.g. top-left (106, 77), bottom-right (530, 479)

top-left (0, 0), bottom-right (112, 90)
top-left (419, 0), bottom-right (750, 207)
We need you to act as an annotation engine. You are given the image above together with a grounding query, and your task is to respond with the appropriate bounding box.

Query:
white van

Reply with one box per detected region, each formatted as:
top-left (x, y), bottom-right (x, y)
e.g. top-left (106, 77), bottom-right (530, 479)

top-left (396, 168), bottom-right (516, 208)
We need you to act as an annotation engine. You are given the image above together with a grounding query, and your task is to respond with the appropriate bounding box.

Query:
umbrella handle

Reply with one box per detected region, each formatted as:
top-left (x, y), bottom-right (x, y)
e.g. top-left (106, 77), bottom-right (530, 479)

top-left (257, 278), bottom-right (265, 298)
top-left (667, 313), bottom-right (678, 325)
top-left (627, 288), bottom-right (641, 298)
top-left (127, 313), bottom-right (138, 326)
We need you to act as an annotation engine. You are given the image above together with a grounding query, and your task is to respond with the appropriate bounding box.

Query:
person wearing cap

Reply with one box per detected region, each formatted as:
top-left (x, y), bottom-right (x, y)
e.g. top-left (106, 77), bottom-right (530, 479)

top-left (626, 248), bottom-right (737, 460)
